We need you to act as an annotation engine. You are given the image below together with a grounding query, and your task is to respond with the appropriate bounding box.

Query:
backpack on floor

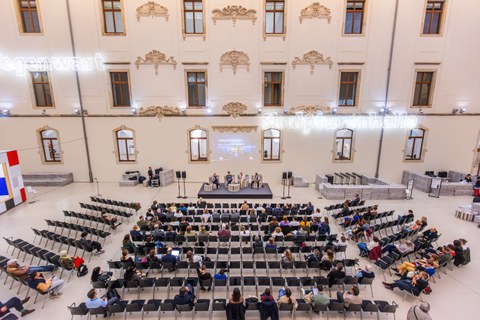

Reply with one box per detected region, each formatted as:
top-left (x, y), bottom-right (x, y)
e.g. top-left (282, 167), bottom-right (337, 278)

top-left (77, 264), bottom-right (88, 277)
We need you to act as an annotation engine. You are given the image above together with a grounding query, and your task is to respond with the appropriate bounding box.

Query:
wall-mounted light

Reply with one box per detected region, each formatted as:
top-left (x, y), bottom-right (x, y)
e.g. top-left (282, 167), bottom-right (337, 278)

top-left (74, 109), bottom-right (81, 115)
top-left (332, 108), bottom-right (338, 114)
top-left (459, 108), bottom-right (467, 114)
top-left (42, 109), bottom-right (46, 115)
top-left (418, 108), bottom-right (424, 114)
top-left (257, 108), bottom-right (262, 114)
top-left (131, 108), bottom-right (137, 115)
top-left (1, 109), bottom-right (10, 116)
top-left (206, 109), bottom-right (212, 114)
top-left (451, 108), bottom-right (459, 114)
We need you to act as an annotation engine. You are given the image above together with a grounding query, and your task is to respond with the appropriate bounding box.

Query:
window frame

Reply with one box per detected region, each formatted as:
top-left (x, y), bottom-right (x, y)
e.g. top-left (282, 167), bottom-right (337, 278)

top-left (411, 70), bottom-right (435, 108)
top-left (185, 70), bottom-right (208, 108)
top-left (14, 0), bottom-right (43, 34)
top-left (264, 0), bottom-right (286, 39)
top-left (342, 0), bottom-right (366, 36)
top-left (404, 128), bottom-right (428, 162)
top-left (262, 128), bottom-right (282, 163)
top-left (263, 71), bottom-right (285, 107)
top-left (36, 126), bottom-right (63, 164)
top-left (187, 126), bottom-right (210, 163)
top-left (333, 128), bottom-right (354, 162)
top-left (29, 71), bottom-right (55, 108)
top-left (108, 70), bottom-right (132, 108)
top-left (113, 126), bottom-right (137, 163)
top-left (421, 0), bottom-right (446, 36)
top-left (181, 0), bottom-right (206, 39)
top-left (100, 0), bottom-right (126, 36)
top-left (338, 70), bottom-right (361, 108)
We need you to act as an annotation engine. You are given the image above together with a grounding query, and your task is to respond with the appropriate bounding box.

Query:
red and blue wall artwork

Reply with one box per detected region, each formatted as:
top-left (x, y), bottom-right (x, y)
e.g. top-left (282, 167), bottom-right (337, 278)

top-left (0, 150), bottom-right (25, 214)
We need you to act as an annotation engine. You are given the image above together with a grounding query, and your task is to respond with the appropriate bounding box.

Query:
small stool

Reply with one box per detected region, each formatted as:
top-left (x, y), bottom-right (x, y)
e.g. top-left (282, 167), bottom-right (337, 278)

top-left (204, 184), bottom-right (213, 192)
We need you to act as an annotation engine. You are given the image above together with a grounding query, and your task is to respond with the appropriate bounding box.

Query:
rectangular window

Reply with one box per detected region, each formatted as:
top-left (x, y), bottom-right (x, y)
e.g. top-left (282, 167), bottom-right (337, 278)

top-left (31, 72), bottom-right (53, 107)
top-left (110, 71), bottom-right (131, 107)
top-left (17, 0), bottom-right (41, 33)
top-left (263, 72), bottom-right (283, 106)
top-left (344, 0), bottom-right (365, 34)
top-left (423, 1), bottom-right (444, 34)
top-left (187, 72), bottom-right (207, 107)
top-left (184, 0), bottom-right (204, 34)
top-left (338, 72), bottom-right (359, 107)
top-left (413, 71), bottom-right (434, 106)
top-left (102, 0), bottom-right (124, 34)
top-left (265, 0), bottom-right (285, 35)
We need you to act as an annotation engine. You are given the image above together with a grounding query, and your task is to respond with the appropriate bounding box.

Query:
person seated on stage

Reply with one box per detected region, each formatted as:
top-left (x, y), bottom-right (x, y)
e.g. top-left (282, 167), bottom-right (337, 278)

top-left (238, 172), bottom-right (248, 185)
top-left (212, 173), bottom-right (220, 189)
top-left (251, 172), bottom-right (261, 189)
top-left (225, 171), bottom-right (234, 186)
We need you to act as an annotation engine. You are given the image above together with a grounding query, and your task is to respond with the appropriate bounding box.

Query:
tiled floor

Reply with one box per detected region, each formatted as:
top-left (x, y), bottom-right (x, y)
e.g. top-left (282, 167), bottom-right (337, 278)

top-left (0, 181), bottom-right (477, 319)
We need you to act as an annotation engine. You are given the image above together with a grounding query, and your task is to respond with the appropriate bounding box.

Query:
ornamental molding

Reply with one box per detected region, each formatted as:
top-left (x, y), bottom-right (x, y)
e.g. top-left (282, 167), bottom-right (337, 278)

top-left (139, 105), bottom-right (181, 120)
top-left (219, 50), bottom-right (250, 75)
top-left (136, 1), bottom-right (169, 21)
top-left (292, 50), bottom-right (333, 74)
top-left (299, 2), bottom-right (332, 23)
top-left (287, 105), bottom-right (331, 115)
top-left (135, 50), bottom-right (177, 75)
top-left (212, 5), bottom-right (257, 26)
top-left (212, 125), bottom-right (258, 133)
top-left (222, 102), bottom-right (248, 118)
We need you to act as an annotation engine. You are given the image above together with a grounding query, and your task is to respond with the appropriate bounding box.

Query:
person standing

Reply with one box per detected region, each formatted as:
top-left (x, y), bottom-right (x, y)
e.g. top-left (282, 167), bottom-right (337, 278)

top-left (406, 302), bottom-right (432, 320)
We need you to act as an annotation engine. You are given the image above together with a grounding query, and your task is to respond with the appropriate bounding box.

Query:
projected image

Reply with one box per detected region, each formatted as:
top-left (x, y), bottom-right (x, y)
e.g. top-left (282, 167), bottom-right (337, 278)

top-left (212, 133), bottom-right (258, 162)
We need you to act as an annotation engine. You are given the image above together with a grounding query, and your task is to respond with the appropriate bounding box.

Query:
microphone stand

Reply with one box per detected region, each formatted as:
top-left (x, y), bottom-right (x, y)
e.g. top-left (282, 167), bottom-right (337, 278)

top-left (176, 178), bottom-right (182, 199)
top-left (95, 178), bottom-right (101, 197)
top-left (182, 178), bottom-right (188, 199)
top-left (281, 179), bottom-right (286, 199)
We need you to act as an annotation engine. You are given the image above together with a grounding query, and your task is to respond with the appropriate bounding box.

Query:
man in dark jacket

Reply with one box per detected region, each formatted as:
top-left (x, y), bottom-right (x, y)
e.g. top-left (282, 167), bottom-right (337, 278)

top-left (327, 263), bottom-right (346, 287)
top-left (258, 288), bottom-right (278, 320)
top-left (161, 247), bottom-right (178, 270)
top-left (172, 285), bottom-right (194, 308)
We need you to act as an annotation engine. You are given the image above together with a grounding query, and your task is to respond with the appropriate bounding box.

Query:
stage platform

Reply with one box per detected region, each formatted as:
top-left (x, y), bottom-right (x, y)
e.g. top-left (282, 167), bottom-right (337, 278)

top-left (197, 183), bottom-right (273, 199)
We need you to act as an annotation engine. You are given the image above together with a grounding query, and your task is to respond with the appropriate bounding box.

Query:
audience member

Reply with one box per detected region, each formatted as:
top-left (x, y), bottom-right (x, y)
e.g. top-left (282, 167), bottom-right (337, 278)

top-left (336, 286), bottom-right (361, 308)
top-left (226, 288), bottom-right (245, 320)
top-left (27, 271), bottom-right (64, 298)
top-left (214, 268), bottom-right (228, 280)
top-left (122, 234), bottom-right (137, 254)
top-left (85, 288), bottom-right (118, 316)
top-left (186, 250), bottom-right (203, 265)
top-left (327, 263), bottom-right (346, 287)
top-left (172, 285), bottom-right (195, 308)
top-left (0, 297), bottom-right (34, 318)
top-left (277, 288), bottom-right (298, 309)
top-left (303, 284), bottom-right (329, 310)
top-left (407, 302), bottom-right (432, 320)
top-left (197, 265), bottom-right (213, 291)
top-left (258, 288), bottom-right (278, 320)
top-left (6, 259), bottom-right (54, 278)
top-left (354, 265), bottom-right (375, 282)
top-left (79, 231), bottom-right (105, 254)
top-left (383, 272), bottom-right (430, 296)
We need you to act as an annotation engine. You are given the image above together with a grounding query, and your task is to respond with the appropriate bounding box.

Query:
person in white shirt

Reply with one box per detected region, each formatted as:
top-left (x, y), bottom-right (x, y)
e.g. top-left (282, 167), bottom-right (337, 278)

top-left (312, 209), bottom-right (322, 219)
top-left (200, 209), bottom-right (211, 222)
top-left (186, 250), bottom-right (203, 265)
top-left (239, 226), bottom-right (250, 238)
top-left (290, 218), bottom-right (300, 227)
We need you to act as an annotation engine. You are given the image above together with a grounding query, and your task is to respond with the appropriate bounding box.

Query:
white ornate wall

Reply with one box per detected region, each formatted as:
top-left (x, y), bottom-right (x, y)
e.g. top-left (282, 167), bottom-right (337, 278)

top-left (0, 0), bottom-right (478, 183)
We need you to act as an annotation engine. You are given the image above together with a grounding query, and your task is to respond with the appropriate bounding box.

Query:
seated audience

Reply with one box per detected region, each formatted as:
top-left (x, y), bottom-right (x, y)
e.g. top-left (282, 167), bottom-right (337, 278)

top-left (277, 288), bottom-right (298, 309)
top-left (226, 288), bottom-right (245, 320)
top-left (382, 240), bottom-right (415, 255)
top-left (281, 249), bottom-right (295, 263)
top-left (79, 231), bottom-right (104, 254)
top-left (357, 236), bottom-right (380, 257)
top-left (120, 249), bottom-right (134, 265)
top-left (85, 288), bottom-right (118, 315)
top-left (327, 263), bottom-right (346, 287)
top-left (91, 267), bottom-right (113, 286)
top-left (172, 285), bottom-right (195, 308)
top-left (186, 250), bottom-right (203, 265)
top-left (382, 272), bottom-right (430, 295)
top-left (6, 259), bottom-right (54, 278)
top-left (303, 284), bottom-right (330, 310)
top-left (336, 286), bottom-right (362, 308)
top-left (0, 297), bottom-right (34, 318)
top-left (197, 265), bottom-right (213, 291)
top-left (354, 265), bottom-right (375, 282)
top-left (265, 237), bottom-right (277, 250)
top-left (27, 271), bottom-right (64, 298)
top-left (407, 302), bottom-right (432, 320)
top-left (130, 225), bottom-right (142, 237)
top-left (258, 288), bottom-right (278, 320)
top-left (214, 268), bottom-right (228, 280)
top-left (122, 234), bottom-right (137, 254)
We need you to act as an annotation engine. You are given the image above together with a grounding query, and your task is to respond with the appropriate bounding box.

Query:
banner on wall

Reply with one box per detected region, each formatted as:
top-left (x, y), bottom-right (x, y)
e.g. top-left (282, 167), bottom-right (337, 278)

top-left (0, 150), bottom-right (25, 214)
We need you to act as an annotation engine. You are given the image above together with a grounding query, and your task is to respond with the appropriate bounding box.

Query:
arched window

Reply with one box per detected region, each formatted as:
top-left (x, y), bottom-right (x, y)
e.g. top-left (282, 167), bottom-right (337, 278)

top-left (335, 129), bottom-right (353, 161)
top-left (39, 128), bottom-right (61, 163)
top-left (189, 128), bottom-right (208, 162)
top-left (115, 128), bottom-right (136, 162)
top-left (405, 128), bottom-right (425, 161)
top-left (263, 129), bottom-right (281, 161)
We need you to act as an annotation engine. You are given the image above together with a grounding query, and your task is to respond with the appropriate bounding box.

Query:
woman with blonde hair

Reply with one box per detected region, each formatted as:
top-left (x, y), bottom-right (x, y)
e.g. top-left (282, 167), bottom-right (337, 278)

top-left (282, 249), bottom-right (295, 263)
top-left (271, 227), bottom-right (284, 238)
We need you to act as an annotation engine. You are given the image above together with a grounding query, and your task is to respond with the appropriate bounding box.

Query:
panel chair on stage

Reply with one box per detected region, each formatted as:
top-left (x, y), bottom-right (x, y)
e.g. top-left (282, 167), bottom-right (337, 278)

top-left (251, 173), bottom-right (263, 189)
top-left (208, 175), bottom-right (221, 189)
top-left (238, 173), bottom-right (250, 188)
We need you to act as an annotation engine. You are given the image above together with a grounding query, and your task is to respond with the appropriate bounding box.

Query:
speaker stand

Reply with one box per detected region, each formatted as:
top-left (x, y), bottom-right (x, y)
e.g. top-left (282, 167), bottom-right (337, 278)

top-left (182, 178), bottom-right (188, 199)
top-left (176, 179), bottom-right (182, 199)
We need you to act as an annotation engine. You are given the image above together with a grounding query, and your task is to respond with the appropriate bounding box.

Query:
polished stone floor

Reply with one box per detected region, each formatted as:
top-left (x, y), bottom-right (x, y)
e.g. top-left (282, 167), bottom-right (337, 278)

top-left (0, 181), bottom-right (477, 319)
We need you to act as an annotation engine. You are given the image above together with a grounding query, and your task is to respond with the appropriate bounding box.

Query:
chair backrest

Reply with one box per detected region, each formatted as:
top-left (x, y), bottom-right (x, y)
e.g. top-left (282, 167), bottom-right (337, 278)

top-left (176, 304), bottom-right (193, 312)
